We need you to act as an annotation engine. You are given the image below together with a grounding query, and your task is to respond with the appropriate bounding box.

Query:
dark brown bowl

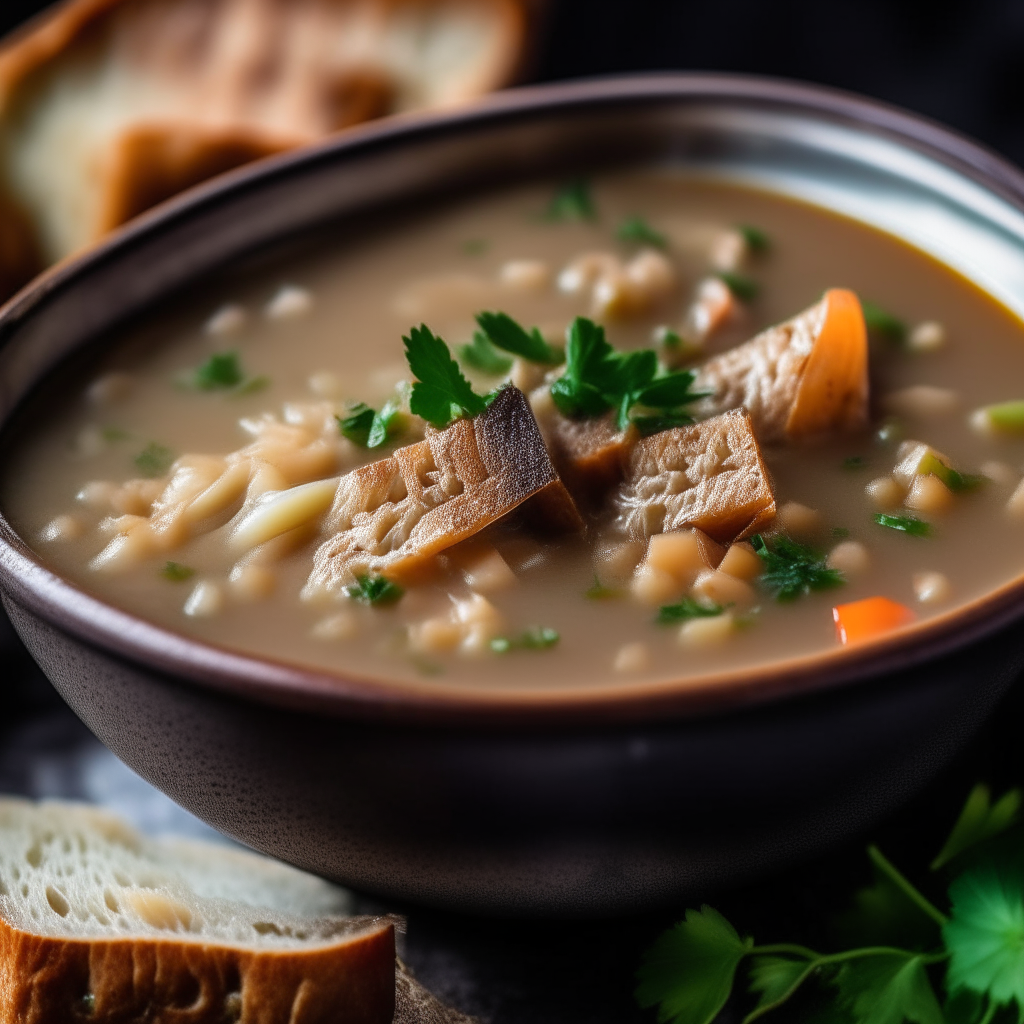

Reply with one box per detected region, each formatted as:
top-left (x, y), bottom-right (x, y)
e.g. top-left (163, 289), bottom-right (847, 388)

top-left (2, 74), bottom-right (1023, 915)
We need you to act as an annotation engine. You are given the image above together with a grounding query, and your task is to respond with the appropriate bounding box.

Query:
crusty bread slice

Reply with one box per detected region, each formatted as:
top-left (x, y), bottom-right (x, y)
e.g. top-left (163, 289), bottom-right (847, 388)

top-left (0, 0), bottom-right (538, 293)
top-left (0, 797), bottom-right (395, 1024)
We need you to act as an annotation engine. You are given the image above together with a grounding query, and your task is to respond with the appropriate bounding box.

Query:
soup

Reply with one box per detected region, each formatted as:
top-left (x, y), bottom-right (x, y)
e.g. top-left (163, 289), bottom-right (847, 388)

top-left (6, 171), bottom-right (1024, 691)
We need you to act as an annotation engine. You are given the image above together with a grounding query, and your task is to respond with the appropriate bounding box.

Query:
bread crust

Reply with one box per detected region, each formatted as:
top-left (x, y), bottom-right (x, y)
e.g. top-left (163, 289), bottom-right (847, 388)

top-left (0, 914), bottom-right (395, 1024)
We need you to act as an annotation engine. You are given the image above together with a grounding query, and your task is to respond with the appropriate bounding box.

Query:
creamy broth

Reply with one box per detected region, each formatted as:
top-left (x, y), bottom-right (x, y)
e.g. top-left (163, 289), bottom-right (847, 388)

top-left (7, 171), bottom-right (1024, 691)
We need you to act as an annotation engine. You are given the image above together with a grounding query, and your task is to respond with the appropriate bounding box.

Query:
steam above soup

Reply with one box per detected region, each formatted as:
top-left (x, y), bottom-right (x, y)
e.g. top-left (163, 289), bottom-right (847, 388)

top-left (6, 172), bottom-right (1024, 690)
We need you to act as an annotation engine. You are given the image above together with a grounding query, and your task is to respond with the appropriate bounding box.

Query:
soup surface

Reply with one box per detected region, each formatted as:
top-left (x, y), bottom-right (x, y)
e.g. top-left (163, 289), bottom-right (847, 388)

top-left (6, 171), bottom-right (1024, 692)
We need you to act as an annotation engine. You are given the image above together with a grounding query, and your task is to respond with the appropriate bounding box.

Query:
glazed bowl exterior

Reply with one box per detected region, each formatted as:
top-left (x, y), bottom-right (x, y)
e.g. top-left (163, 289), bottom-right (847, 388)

top-left (2, 75), bottom-right (1024, 915)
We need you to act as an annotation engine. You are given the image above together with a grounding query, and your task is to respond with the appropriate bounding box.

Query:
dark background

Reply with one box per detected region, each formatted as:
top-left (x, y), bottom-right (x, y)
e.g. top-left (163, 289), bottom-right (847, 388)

top-left (2, 2), bottom-right (1023, 1022)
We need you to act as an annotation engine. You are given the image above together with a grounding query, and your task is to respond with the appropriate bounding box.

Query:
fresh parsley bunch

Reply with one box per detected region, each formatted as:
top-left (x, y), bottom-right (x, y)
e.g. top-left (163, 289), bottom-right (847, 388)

top-left (636, 783), bottom-right (1023, 1024)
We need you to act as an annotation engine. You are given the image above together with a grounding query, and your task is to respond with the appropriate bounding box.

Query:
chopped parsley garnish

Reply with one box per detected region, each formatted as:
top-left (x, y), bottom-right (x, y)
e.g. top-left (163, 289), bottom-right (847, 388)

top-left (133, 442), bottom-right (174, 477)
top-left (459, 331), bottom-right (513, 375)
top-left (545, 179), bottom-right (596, 221)
top-left (461, 239), bottom-right (488, 256)
top-left (842, 456), bottom-right (868, 470)
top-left (656, 598), bottom-right (724, 625)
top-left (337, 401), bottom-right (401, 448)
top-left (550, 317), bottom-right (705, 430)
top-left (585, 576), bottom-right (620, 600)
top-left (716, 271), bottom-right (759, 302)
top-left (474, 311), bottom-right (563, 365)
top-left (404, 324), bottom-right (489, 428)
top-left (861, 300), bottom-right (907, 344)
top-left (160, 561), bottom-right (195, 582)
top-left (344, 573), bottom-right (404, 606)
top-left (750, 533), bottom-right (844, 602)
top-left (617, 215), bottom-right (667, 249)
top-left (491, 626), bottom-right (560, 653)
top-left (737, 224), bottom-right (770, 252)
top-left (874, 513), bottom-right (932, 537)
top-left (187, 351), bottom-right (267, 394)
top-left (654, 326), bottom-right (683, 349)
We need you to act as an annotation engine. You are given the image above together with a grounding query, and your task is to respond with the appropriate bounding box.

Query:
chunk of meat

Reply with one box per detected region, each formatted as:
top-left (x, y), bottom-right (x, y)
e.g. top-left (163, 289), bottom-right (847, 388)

top-left (547, 413), bottom-right (638, 504)
top-left (693, 288), bottom-right (868, 441)
top-left (304, 386), bottom-right (581, 597)
top-left (614, 409), bottom-right (776, 544)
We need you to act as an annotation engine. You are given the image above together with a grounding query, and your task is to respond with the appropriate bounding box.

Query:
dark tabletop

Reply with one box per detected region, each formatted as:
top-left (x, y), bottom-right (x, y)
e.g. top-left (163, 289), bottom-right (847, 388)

top-left (2, 2), bottom-right (1024, 1021)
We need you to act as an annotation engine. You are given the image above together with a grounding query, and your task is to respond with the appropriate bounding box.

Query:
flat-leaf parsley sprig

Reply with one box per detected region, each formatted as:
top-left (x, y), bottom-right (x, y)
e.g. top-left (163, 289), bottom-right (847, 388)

top-left (750, 533), bottom-right (845, 602)
top-left (404, 324), bottom-right (490, 428)
top-left (635, 782), bottom-right (1023, 1024)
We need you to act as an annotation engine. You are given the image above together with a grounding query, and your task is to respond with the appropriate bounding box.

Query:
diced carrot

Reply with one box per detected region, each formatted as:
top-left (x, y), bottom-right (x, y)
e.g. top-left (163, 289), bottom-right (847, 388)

top-left (833, 596), bottom-right (916, 645)
top-left (787, 287), bottom-right (869, 437)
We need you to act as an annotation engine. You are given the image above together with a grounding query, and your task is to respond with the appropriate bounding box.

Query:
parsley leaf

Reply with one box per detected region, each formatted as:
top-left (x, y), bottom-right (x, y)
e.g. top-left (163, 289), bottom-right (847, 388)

top-left (458, 331), bottom-right (513, 375)
top-left (404, 324), bottom-right (488, 428)
top-left (657, 598), bottom-right (723, 625)
top-left (635, 905), bottom-right (753, 1024)
top-left (344, 573), bottom-right (404, 606)
top-left (932, 785), bottom-right (1022, 870)
top-left (545, 179), bottom-right (596, 221)
top-left (748, 956), bottom-right (814, 1020)
top-left (474, 311), bottom-right (563, 365)
top-left (160, 561), bottom-right (195, 582)
top-left (617, 215), bottom-right (668, 249)
top-left (750, 534), bottom-right (844, 602)
top-left (874, 513), bottom-right (932, 537)
top-left (134, 442), bottom-right (174, 477)
top-left (717, 272), bottom-right (759, 302)
top-left (833, 953), bottom-right (945, 1024)
top-left (943, 857), bottom-right (1024, 1015)
top-left (490, 627), bottom-right (560, 653)
top-left (193, 351), bottom-right (244, 389)
top-left (338, 400), bottom-right (402, 448)
top-left (738, 224), bottom-right (770, 253)
top-left (861, 301), bottom-right (907, 345)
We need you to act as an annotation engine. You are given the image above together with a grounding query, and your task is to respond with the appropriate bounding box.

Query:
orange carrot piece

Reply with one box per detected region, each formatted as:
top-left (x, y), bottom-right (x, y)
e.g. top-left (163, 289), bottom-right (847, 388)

top-left (833, 596), bottom-right (916, 645)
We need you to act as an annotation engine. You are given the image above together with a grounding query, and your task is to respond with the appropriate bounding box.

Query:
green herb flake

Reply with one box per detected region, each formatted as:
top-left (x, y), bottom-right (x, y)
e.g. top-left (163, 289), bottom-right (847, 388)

top-left (344, 573), bottom-right (404, 606)
top-left (738, 224), bottom-right (770, 253)
top-left (861, 300), bottom-right (907, 344)
top-left (192, 351), bottom-right (244, 390)
top-left (842, 456), bottom-right (868, 471)
top-left (717, 272), bottom-right (759, 302)
top-left (160, 561), bottom-right (195, 583)
top-left (750, 534), bottom-right (844, 602)
top-left (404, 324), bottom-right (489, 428)
top-left (474, 311), bottom-right (563, 365)
top-left (234, 374), bottom-right (270, 395)
top-left (337, 400), bottom-right (402, 449)
top-left (585, 577), bottom-right (620, 600)
top-left (545, 179), bottom-right (596, 221)
top-left (874, 513), bottom-right (932, 537)
top-left (458, 331), bottom-right (513, 376)
top-left (617, 215), bottom-right (667, 249)
top-left (490, 627), bottom-right (560, 653)
top-left (931, 784), bottom-right (1021, 870)
top-left (655, 326), bottom-right (683, 349)
top-left (133, 442), bottom-right (174, 478)
top-left (656, 598), bottom-right (723, 625)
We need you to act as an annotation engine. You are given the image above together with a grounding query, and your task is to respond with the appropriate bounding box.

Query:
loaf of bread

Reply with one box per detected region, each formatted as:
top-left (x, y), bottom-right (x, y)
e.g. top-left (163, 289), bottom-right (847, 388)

top-left (0, 797), bottom-right (396, 1024)
top-left (0, 0), bottom-right (540, 299)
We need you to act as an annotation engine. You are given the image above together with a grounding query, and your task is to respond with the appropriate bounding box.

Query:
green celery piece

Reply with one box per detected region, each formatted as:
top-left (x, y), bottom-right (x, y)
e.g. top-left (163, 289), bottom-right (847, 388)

top-left (717, 272), bottom-right (759, 302)
top-left (193, 351), bottom-right (244, 390)
top-left (344, 573), bottom-right (404, 606)
top-left (931, 785), bottom-right (1022, 870)
top-left (943, 857), bottom-right (1024, 1013)
top-left (134, 442), bottom-right (174, 477)
top-left (861, 301), bottom-right (907, 344)
top-left (459, 331), bottom-right (514, 375)
top-left (474, 311), bottom-right (562, 364)
top-left (404, 324), bottom-right (488, 428)
top-left (737, 224), bottom-right (770, 252)
top-left (656, 599), bottom-right (723, 625)
top-left (160, 561), bottom-right (195, 582)
top-left (635, 906), bottom-right (752, 1024)
top-left (750, 534), bottom-right (844, 602)
top-left (916, 452), bottom-right (983, 494)
top-left (873, 513), bottom-right (931, 537)
top-left (832, 953), bottom-right (945, 1024)
top-left (617, 215), bottom-right (667, 249)
top-left (545, 179), bottom-right (596, 221)
top-left (981, 400), bottom-right (1024, 433)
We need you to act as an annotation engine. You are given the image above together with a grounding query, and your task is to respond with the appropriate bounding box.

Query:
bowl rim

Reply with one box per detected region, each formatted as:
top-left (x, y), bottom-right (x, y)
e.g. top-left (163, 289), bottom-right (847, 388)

top-left (3, 70), bottom-right (1024, 728)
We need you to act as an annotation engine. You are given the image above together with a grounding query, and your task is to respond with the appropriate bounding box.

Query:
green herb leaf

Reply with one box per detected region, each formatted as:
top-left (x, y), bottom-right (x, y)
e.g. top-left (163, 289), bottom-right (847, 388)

top-left (943, 858), bottom-right (1024, 1014)
top-left (635, 905), bottom-right (752, 1024)
top-left (585, 576), bottom-right (620, 600)
top-left (932, 785), bottom-right (1022, 871)
top-left (656, 326), bottom-right (684, 349)
top-left (344, 573), bottom-right (404, 606)
top-left (193, 352), bottom-right (245, 390)
top-left (657, 598), bottom-right (724, 625)
top-left (459, 331), bottom-right (514, 376)
top-left (750, 534), bottom-right (844, 602)
top-left (545, 179), bottom-right (596, 221)
top-left (717, 272), bottom-right (759, 302)
top-left (160, 561), bottom-right (195, 582)
top-left (632, 413), bottom-right (696, 436)
top-left (873, 513), bottom-right (932, 537)
top-left (134, 442), bottom-right (174, 478)
top-left (861, 301), bottom-right (907, 344)
top-left (475, 311), bottom-right (563, 365)
top-left (747, 956), bottom-right (814, 1021)
top-left (833, 953), bottom-right (945, 1024)
top-left (338, 400), bottom-right (402, 448)
top-left (617, 215), bottom-right (667, 249)
top-left (404, 324), bottom-right (488, 428)
top-left (234, 374), bottom-right (270, 395)
top-left (491, 627), bottom-right (560, 653)
top-left (738, 224), bottom-right (770, 253)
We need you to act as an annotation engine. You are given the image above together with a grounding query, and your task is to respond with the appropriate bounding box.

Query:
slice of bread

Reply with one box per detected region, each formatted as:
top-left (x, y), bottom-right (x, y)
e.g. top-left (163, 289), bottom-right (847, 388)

top-left (0, 0), bottom-right (540, 297)
top-left (0, 797), bottom-right (395, 1024)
